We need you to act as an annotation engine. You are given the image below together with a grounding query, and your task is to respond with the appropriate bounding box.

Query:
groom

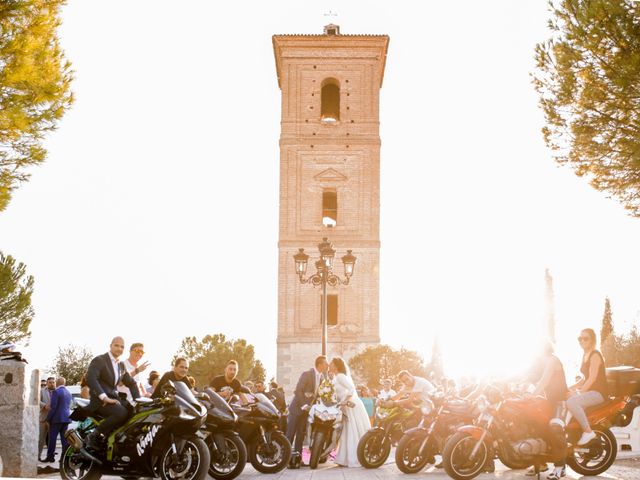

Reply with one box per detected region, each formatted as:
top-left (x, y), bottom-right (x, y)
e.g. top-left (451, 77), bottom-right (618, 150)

top-left (286, 355), bottom-right (329, 463)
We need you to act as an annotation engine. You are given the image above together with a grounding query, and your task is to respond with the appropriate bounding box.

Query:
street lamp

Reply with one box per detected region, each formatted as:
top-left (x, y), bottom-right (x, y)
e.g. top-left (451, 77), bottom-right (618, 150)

top-left (293, 238), bottom-right (357, 356)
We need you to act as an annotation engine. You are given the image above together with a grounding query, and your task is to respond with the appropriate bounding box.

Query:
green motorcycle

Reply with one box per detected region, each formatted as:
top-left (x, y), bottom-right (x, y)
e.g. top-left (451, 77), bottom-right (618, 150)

top-left (60, 381), bottom-right (210, 480)
top-left (357, 405), bottom-right (422, 468)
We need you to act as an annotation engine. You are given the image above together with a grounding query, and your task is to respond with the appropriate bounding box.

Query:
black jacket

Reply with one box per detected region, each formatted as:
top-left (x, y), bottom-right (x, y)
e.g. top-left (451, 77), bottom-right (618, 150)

top-left (86, 352), bottom-right (140, 411)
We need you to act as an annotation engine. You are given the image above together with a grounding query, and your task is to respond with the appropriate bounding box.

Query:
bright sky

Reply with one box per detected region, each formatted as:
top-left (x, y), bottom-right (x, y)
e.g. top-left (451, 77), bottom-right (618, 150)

top-left (1, 1), bottom-right (639, 384)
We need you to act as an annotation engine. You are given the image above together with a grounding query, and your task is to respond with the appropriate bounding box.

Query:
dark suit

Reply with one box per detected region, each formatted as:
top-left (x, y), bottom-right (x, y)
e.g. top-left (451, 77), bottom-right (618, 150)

top-left (286, 368), bottom-right (321, 454)
top-left (86, 352), bottom-right (140, 435)
top-left (45, 386), bottom-right (72, 460)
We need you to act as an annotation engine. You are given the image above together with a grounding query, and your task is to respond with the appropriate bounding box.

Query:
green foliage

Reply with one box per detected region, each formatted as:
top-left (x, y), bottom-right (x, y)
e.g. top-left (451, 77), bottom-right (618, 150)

top-left (533, 0), bottom-right (640, 216)
top-left (0, 0), bottom-right (74, 212)
top-left (348, 344), bottom-right (428, 388)
top-left (0, 251), bottom-right (34, 345)
top-left (174, 333), bottom-right (266, 389)
top-left (49, 344), bottom-right (92, 385)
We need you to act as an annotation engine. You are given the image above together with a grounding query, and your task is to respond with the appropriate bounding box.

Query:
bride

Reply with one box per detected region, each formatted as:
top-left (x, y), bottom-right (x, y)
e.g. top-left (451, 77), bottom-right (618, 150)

top-left (329, 357), bottom-right (372, 467)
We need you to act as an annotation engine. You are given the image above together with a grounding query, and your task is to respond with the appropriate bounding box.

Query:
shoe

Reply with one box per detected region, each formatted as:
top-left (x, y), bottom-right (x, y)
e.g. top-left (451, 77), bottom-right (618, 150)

top-left (577, 431), bottom-right (597, 445)
top-left (526, 464), bottom-right (549, 475)
top-left (43, 457), bottom-right (56, 463)
top-left (483, 460), bottom-right (495, 473)
top-left (547, 466), bottom-right (566, 479)
top-left (435, 461), bottom-right (443, 469)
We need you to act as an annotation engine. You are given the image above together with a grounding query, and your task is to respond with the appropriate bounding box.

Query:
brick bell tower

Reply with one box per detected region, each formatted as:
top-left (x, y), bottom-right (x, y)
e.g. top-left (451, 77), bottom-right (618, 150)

top-left (273, 25), bottom-right (389, 393)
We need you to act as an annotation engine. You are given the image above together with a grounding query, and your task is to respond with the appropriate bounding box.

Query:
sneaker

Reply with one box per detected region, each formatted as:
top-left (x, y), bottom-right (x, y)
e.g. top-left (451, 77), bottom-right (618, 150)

top-left (547, 466), bottom-right (566, 480)
top-left (526, 464), bottom-right (549, 475)
top-left (577, 431), bottom-right (597, 445)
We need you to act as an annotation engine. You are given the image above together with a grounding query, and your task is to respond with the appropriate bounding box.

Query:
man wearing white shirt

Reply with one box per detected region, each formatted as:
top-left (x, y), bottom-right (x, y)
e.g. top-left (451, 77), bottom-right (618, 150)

top-left (117, 342), bottom-right (150, 403)
top-left (385, 370), bottom-right (435, 408)
top-left (84, 337), bottom-right (140, 451)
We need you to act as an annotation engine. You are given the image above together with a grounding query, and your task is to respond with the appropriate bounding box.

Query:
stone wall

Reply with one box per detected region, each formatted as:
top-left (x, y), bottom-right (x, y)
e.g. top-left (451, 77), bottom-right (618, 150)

top-left (0, 361), bottom-right (39, 478)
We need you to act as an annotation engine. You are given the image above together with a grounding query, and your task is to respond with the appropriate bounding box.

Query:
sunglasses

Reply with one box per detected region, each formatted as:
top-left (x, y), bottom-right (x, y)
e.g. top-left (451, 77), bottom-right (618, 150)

top-left (577, 336), bottom-right (590, 342)
top-left (133, 349), bottom-right (145, 354)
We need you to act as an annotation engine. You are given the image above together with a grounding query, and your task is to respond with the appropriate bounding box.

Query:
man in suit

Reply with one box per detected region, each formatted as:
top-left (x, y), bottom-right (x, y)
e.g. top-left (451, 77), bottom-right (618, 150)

top-left (84, 336), bottom-right (141, 450)
top-left (39, 376), bottom-right (55, 461)
top-left (44, 377), bottom-right (72, 462)
top-left (286, 355), bottom-right (328, 465)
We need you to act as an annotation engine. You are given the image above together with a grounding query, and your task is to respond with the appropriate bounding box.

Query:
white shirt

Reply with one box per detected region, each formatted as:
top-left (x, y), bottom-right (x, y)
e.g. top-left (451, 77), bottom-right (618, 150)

top-left (378, 388), bottom-right (397, 401)
top-left (118, 359), bottom-right (142, 404)
top-left (99, 352), bottom-right (121, 401)
top-left (411, 376), bottom-right (436, 402)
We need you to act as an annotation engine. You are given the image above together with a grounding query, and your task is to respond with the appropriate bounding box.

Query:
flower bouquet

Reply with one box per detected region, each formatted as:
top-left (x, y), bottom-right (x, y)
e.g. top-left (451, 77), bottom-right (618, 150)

top-left (317, 378), bottom-right (336, 405)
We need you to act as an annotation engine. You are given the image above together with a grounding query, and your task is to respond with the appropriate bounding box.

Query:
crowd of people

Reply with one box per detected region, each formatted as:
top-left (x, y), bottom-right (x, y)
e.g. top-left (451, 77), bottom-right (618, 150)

top-left (38, 327), bottom-right (609, 479)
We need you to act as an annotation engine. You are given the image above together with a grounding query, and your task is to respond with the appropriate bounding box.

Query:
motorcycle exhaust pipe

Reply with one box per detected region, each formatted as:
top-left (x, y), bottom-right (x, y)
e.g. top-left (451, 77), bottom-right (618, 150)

top-left (65, 429), bottom-right (84, 451)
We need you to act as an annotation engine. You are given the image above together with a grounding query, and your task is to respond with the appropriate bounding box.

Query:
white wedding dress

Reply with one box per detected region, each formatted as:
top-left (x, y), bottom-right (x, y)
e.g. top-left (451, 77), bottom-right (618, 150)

top-left (333, 372), bottom-right (372, 467)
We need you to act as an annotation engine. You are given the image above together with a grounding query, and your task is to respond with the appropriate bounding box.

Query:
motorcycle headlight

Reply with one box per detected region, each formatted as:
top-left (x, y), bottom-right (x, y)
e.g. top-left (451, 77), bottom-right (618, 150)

top-left (179, 411), bottom-right (196, 421)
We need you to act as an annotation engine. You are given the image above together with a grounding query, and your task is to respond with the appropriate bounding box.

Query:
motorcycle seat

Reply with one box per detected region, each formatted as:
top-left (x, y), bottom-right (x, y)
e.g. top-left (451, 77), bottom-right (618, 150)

top-left (445, 399), bottom-right (472, 414)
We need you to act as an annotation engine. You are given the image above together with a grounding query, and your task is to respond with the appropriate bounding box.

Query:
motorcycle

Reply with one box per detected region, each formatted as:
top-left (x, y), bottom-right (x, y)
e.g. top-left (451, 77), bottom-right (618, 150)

top-left (307, 398), bottom-right (353, 469)
top-left (442, 383), bottom-right (628, 480)
top-left (357, 403), bottom-right (421, 468)
top-left (394, 395), bottom-right (476, 474)
top-left (229, 392), bottom-right (292, 473)
top-left (60, 380), bottom-right (210, 480)
top-left (199, 388), bottom-right (247, 480)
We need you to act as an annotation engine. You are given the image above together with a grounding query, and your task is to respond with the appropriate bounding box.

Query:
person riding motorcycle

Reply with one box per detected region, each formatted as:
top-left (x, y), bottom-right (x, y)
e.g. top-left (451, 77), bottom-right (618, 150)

top-left (84, 336), bottom-right (140, 451)
top-left (382, 370), bottom-right (435, 409)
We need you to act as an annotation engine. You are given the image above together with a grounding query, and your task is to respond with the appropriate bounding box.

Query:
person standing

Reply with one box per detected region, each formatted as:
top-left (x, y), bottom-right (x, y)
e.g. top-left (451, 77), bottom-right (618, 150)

top-left (286, 356), bottom-right (328, 465)
top-left (117, 342), bottom-right (150, 403)
top-left (330, 357), bottom-right (373, 467)
top-left (39, 376), bottom-right (55, 461)
top-left (43, 377), bottom-right (72, 462)
top-left (84, 337), bottom-right (141, 451)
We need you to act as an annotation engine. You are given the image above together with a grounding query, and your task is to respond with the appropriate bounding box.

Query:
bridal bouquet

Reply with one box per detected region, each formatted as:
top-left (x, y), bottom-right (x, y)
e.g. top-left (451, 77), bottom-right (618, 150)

top-left (317, 378), bottom-right (336, 404)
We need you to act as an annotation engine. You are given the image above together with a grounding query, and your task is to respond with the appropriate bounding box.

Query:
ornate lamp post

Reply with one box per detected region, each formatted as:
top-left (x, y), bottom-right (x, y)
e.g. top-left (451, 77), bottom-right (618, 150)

top-left (293, 238), bottom-right (357, 356)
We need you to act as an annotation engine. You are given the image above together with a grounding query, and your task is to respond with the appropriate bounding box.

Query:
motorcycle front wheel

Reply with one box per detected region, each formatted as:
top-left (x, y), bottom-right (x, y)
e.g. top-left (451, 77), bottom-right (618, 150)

top-left (566, 427), bottom-right (617, 476)
top-left (60, 446), bottom-right (102, 480)
top-left (357, 429), bottom-right (390, 469)
top-left (248, 431), bottom-right (292, 474)
top-left (442, 431), bottom-right (489, 480)
top-left (394, 430), bottom-right (433, 474)
top-left (309, 431), bottom-right (326, 469)
top-left (207, 433), bottom-right (247, 480)
top-left (158, 437), bottom-right (209, 480)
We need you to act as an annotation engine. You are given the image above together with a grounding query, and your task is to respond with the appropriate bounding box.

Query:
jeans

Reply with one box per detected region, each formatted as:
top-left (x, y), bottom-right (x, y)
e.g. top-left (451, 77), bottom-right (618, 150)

top-left (567, 391), bottom-right (604, 431)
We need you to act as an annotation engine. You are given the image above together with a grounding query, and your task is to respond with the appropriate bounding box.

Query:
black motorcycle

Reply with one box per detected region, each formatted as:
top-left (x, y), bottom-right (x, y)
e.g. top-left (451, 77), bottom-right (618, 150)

top-left (199, 388), bottom-right (247, 480)
top-left (357, 403), bottom-right (422, 468)
top-left (395, 395), bottom-right (475, 474)
top-left (61, 381), bottom-right (210, 480)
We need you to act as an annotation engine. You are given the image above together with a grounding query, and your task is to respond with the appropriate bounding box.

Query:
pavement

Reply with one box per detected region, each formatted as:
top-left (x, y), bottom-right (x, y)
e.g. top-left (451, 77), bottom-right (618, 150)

top-left (31, 449), bottom-right (640, 480)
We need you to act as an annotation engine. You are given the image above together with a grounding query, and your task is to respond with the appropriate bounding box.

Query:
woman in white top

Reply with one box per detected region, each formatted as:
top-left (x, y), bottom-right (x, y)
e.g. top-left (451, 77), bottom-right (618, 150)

top-left (330, 357), bottom-right (372, 467)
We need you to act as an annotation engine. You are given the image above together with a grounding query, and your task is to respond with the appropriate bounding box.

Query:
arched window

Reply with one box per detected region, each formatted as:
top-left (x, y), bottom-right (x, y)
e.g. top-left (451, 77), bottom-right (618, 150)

top-left (321, 78), bottom-right (340, 123)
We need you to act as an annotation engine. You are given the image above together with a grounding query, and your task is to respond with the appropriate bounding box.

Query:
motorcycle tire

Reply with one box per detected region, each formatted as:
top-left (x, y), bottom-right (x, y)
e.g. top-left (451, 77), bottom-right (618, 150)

top-left (442, 431), bottom-right (489, 480)
top-left (309, 431), bottom-right (325, 470)
top-left (207, 433), bottom-right (247, 480)
top-left (248, 431), bottom-right (292, 474)
top-left (60, 446), bottom-right (102, 480)
top-left (394, 431), bottom-right (433, 474)
top-left (158, 436), bottom-right (210, 480)
top-left (357, 430), bottom-right (390, 469)
top-left (566, 427), bottom-right (617, 476)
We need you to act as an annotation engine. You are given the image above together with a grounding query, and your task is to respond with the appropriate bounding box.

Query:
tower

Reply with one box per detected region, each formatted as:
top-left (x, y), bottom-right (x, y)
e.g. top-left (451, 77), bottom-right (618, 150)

top-left (273, 25), bottom-right (389, 391)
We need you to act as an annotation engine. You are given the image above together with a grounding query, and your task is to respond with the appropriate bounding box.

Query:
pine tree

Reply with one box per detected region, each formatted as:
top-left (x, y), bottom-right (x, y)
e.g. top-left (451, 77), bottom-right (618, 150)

top-left (0, 0), bottom-right (74, 212)
top-left (545, 269), bottom-right (557, 343)
top-left (0, 251), bottom-right (34, 345)
top-left (600, 297), bottom-right (616, 365)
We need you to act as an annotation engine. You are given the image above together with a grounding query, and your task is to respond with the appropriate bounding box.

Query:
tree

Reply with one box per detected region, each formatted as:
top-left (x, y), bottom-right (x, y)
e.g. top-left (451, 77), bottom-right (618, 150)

top-left (174, 333), bottom-right (266, 389)
top-left (49, 344), bottom-right (93, 385)
top-left (545, 269), bottom-right (557, 343)
top-left (533, 0), bottom-right (640, 216)
top-left (0, 251), bottom-right (34, 345)
top-left (600, 297), bottom-right (617, 366)
top-left (615, 325), bottom-right (640, 367)
top-left (348, 344), bottom-right (428, 388)
top-left (428, 336), bottom-right (444, 381)
top-left (0, 0), bottom-right (74, 212)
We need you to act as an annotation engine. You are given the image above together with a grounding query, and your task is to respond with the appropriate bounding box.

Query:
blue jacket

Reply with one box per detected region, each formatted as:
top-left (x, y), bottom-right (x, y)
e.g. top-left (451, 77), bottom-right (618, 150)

top-left (46, 386), bottom-right (72, 424)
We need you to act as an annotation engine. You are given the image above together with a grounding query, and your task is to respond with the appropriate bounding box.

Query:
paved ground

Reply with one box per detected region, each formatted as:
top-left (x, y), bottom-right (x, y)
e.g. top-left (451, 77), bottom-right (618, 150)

top-left (34, 454), bottom-right (640, 480)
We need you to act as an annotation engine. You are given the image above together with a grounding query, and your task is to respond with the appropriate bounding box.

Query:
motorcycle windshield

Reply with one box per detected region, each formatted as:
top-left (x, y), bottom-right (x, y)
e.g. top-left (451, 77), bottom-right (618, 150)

top-left (175, 381), bottom-right (198, 405)
top-left (253, 393), bottom-right (278, 416)
top-left (204, 387), bottom-right (235, 417)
